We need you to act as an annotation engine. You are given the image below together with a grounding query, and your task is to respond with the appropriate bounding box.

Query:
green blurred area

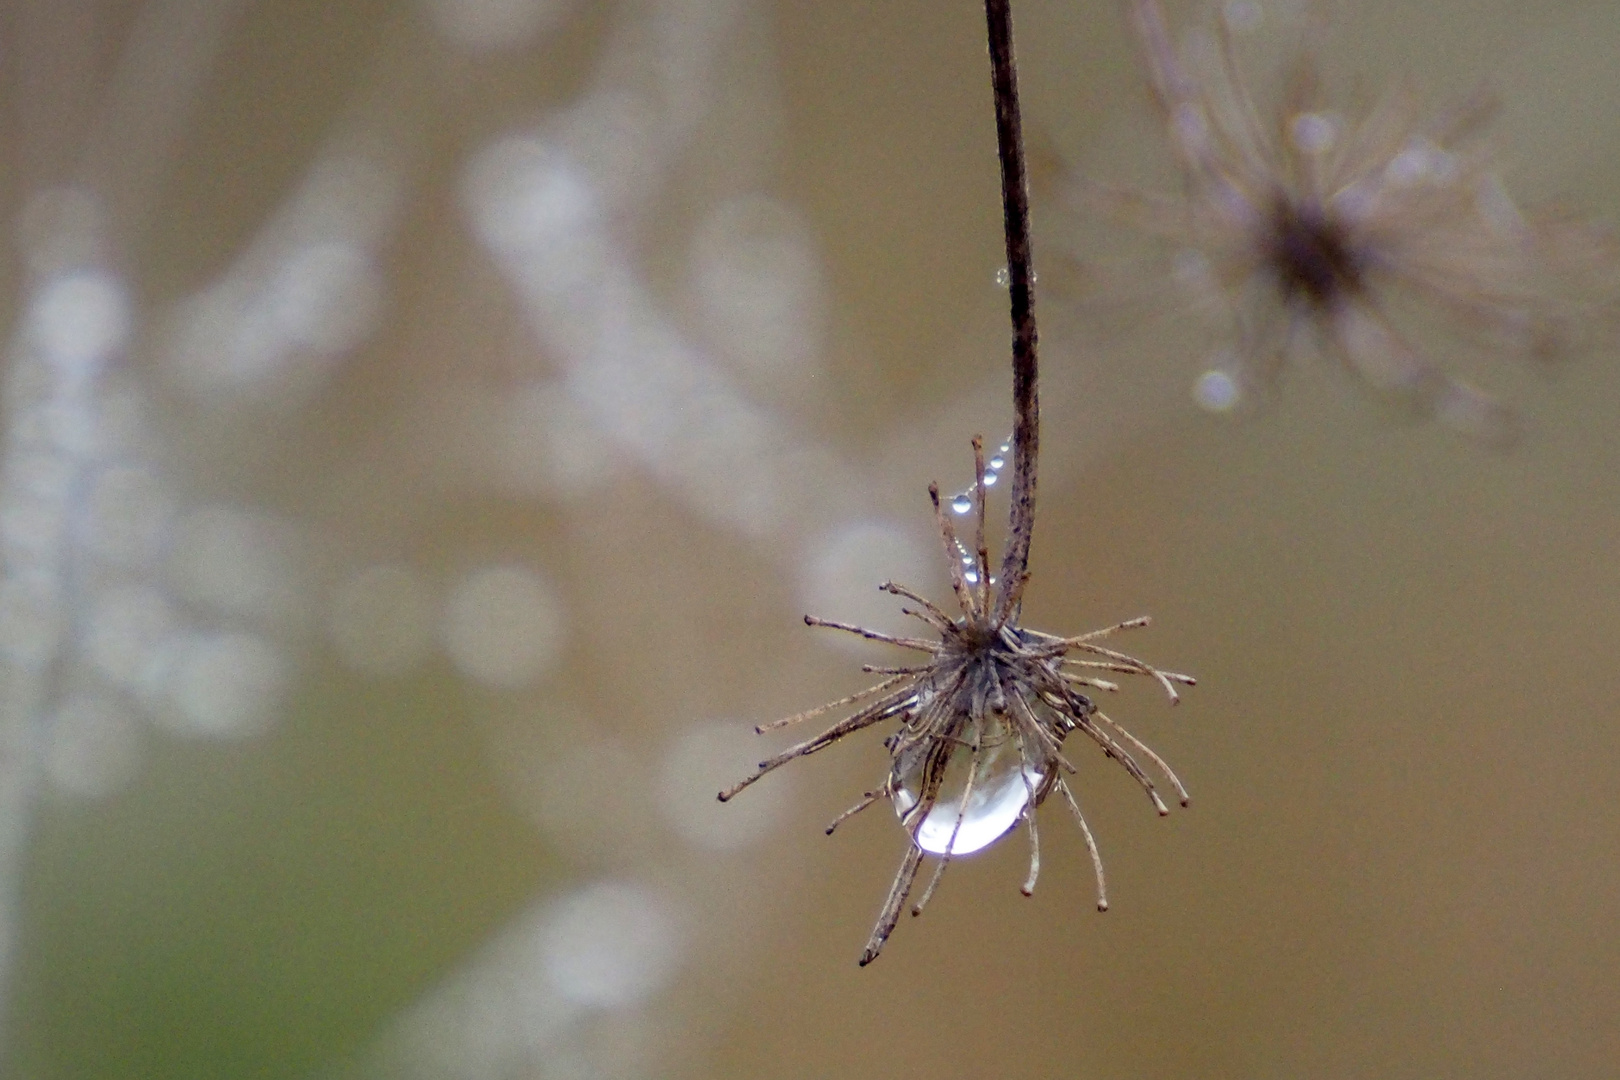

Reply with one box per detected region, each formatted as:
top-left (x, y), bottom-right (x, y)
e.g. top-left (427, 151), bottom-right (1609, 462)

top-left (15, 667), bottom-right (551, 1077)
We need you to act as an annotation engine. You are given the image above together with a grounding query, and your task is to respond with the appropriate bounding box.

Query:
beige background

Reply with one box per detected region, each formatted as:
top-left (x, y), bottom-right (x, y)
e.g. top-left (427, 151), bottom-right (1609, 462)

top-left (4, 0), bottom-right (1620, 1077)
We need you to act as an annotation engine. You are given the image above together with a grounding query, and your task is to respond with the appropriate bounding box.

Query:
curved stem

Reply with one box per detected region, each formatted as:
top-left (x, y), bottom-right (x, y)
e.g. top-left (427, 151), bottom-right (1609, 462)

top-left (985, 0), bottom-right (1040, 623)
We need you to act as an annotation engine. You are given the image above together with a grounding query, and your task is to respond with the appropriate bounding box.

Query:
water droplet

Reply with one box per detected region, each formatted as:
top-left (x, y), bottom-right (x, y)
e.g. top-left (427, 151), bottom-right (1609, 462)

top-left (1386, 139), bottom-right (1457, 188)
top-left (998, 442), bottom-right (1010, 455)
top-left (994, 268), bottom-right (1038, 289)
top-left (950, 494), bottom-right (973, 514)
top-left (988, 455), bottom-right (1004, 471)
top-left (963, 569), bottom-right (979, 584)
top-left (28, 269), bottom-right (131, 378)
top-left (1194, 369), bottom-right (1242, 412)
top-left (981, 472), bottom-right (998, 487)
top-left (892, 719), bottom-right (1044, 855)
top-left (1290, 112), bottom-right (1337, 155)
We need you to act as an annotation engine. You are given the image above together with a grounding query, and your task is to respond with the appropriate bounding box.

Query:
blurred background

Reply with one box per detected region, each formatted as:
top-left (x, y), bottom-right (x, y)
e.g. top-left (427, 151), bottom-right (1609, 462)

top-left (3, 0), bottom-right (1620, 1076)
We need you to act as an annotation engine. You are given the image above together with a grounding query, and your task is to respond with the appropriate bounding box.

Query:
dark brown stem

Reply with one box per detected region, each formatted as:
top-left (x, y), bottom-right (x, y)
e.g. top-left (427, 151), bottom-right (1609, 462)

top-left (985, 0), bottom-right (1039, 624)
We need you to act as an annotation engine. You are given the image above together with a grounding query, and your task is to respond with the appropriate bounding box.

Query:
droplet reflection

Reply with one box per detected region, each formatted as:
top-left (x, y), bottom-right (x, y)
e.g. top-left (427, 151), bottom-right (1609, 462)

top-left (891, 719), bottom-right (1043, 856)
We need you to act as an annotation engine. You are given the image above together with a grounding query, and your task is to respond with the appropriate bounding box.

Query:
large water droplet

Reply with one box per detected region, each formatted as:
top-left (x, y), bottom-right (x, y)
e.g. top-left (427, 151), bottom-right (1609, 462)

top-left (981, 472), bottom-right (998, 487)
top-left (892, 721), bottom-right (1044, 855)
top-left (950, 494), bottom-right (973, 515)
top-left (988, 455), bottom-right (1005, 471)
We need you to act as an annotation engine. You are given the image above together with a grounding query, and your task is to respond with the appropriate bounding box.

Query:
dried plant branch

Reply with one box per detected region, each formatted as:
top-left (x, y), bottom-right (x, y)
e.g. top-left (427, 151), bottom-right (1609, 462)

top-left (721, 0), bottom-right (1196, 966)
top-left (987, 0), bottom-right (1040, 621)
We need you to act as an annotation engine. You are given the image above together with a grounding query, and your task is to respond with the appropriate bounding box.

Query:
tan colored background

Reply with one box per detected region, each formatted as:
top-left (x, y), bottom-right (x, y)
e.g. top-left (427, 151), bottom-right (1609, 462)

top-left (4, 0), bottom-right (1620, 1077)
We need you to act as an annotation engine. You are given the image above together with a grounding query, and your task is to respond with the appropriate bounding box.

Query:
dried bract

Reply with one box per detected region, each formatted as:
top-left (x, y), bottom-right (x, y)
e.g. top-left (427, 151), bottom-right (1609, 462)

top-left (719, 439), bottom-right (1193, 965)
top-left (1057, 0), bottom-right (1616, 444)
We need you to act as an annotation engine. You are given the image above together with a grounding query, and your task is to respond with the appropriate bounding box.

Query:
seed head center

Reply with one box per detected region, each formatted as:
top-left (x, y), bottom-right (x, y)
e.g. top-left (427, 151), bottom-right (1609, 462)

top-left (1267, 197), bottom-right (1362, 307)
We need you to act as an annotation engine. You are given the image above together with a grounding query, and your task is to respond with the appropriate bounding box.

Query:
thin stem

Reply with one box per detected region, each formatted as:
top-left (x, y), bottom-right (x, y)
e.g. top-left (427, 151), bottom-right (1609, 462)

top-left (803, 615), bottom-right (939, 653)
top-left (930, 483), bottom-right (981, 617)
top-left (860, 844), bottom-right (925, 966)
top-left (1072, 707), bottom-right (1170, 815)
top-left (1069, 641), bottom-right (1194, 703)
top-left (826, 789), bottom-right (883, 834)
top-left (985, 0), bottom-right (1041, 625)
top-left (1020, 762), bottom-right (1041, 896)
top-left (719, 686), bottom-right (916, 802)
top-left (972, 436), bottom-right (992, 604)
top-left (1095, 709), bottom-right (1191, 807)
top-left (880, 581), bottom-right (955, 626)
top-left (753, 673), bottom-right (909, 733)
top-left (912, 735), bottom-right (983, 917)
top-left (1057, 779), bottom-right (1109, 911)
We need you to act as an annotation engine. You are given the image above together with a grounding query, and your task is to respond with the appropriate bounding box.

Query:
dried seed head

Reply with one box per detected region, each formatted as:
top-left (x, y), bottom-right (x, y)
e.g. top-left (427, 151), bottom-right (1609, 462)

top-left (1265, 195), bottom-right (1364, 307)
top-left (719, 439), bottom-right (1194, 965)
top-left (723, 0), bottom-right (1199, 969)
top-left (1054, 0), bottom-right (1619, 445)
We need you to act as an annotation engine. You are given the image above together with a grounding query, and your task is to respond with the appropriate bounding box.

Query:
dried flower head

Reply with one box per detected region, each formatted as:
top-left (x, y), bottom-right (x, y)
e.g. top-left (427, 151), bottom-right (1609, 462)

top-left (722, 0), bottom-right (1197, 967)
top-left (1055, 0), bottom-right (1616, 444)
top-left (719, 438), bottom-right (1193, 965)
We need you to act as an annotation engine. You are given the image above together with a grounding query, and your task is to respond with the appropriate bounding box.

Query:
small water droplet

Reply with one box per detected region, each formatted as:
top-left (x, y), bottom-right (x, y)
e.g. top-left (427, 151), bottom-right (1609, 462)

top-left (1290, 112), bottom-right (1337, 155)
top-left (892, 718), bottom-right (1044, 856)
top-left (998, 443), bottom-right (1010, 455)
top-left (950, 494), bottom-right (973, 515)
top-left (1194, 369), bottom-right (1242, 412)
top-left (988, 455), bottom-right (1005, 471)
top-left (963, 569), bottom-right (979, 584)
top-left (981, 472), bottom-right (998, 487)
top-left (1387, 141), bottom-right (1455, 187)
top-left (994, 268), bottom-right (1038, 289)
